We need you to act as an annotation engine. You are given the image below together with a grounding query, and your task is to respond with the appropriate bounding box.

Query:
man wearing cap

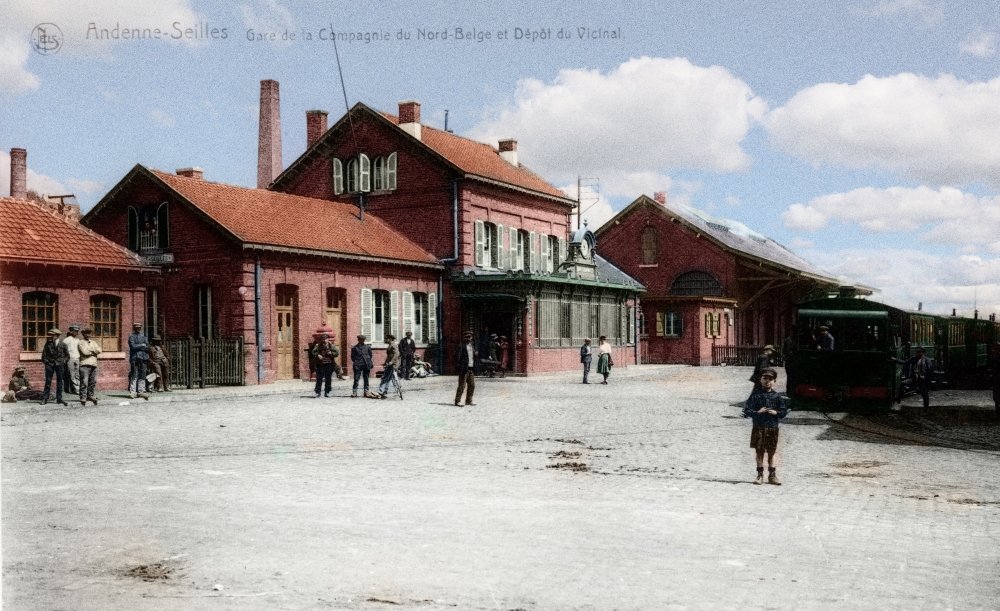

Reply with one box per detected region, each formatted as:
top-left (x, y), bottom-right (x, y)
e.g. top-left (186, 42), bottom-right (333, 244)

top-left (815, 326), bottom-right (834, 351)
top-left (454, 330), bottom-right (478, 406)
top-left (149, 336), bottom-right (171, 392)
top-left (4, 366), bottom-right (44, 402)
top-left (77, 328), bottom-right (102, 405)
top-left (128, 323), bottom-right (151, 400)
top-left (742, 367), bottom-right (789, 485)
top-left (374, 333), bottom-right (400, 399)
top-left (63, 324), bottom-right (82, 395)
top-left (891, 346), bottom-right (934, 409)
top-left (399, 331), bottom-right (416, 380)
top-left (41, 328), bottom-right (69, 405)
top-left (350, 335), bottom-right (374, 398)
top-left (311, 334), bottom-right (338, 398)
top-left (749, 345), bottom-right (775, 394)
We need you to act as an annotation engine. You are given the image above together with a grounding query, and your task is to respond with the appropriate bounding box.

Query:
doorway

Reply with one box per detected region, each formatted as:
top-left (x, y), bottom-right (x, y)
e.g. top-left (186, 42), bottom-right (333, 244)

top-left (479, 311), bottom-right (515, 374)
top-left (275, 284), bottom-right (298, 379)
top-left (324, 288), bottom-right (347, 371)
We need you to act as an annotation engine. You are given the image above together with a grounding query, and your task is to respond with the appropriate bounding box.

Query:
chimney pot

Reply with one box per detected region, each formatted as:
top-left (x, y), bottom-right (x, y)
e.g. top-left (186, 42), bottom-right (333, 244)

top-left (257, 79), bottom-right (283, 188)
top-left (306, 110), bottom-right (328, 147)
top-left (653, 192), bottom-right (667, 205)
top-left (498, 139), bottom-right (518, 166)
top-left (176, 167), bottom-right (204, 180)
top-left (398, 100), bottom-right (422, 140)
top-left (9, 148), bottom-right (27, 199)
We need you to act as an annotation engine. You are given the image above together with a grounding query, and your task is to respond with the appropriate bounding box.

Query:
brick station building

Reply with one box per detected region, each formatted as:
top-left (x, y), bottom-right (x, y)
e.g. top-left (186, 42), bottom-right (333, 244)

top-left (1, 149), bottom-right (155, 390)
top-left (596, 193), bottom-right (848, 366)
top-left (269, 97), bottom-right (643, 374)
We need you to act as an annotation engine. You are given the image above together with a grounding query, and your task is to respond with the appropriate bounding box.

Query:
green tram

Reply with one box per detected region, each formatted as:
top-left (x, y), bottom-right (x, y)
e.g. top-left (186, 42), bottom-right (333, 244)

top-left (788, 296), bottom-right (1000, 411)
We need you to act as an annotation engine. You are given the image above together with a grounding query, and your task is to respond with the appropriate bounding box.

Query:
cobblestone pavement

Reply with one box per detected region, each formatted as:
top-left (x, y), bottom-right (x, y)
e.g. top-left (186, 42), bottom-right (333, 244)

top-left (3, 365), bottom-right (999, 610)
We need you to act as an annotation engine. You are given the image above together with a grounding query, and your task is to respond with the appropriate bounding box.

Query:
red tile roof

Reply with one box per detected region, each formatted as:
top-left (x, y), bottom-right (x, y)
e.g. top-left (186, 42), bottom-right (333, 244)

top-left (0, 196), bottom-right (149, 269)
top-left (380, 113), bottom-right (572, 201)
top-left (151, 170), bottom-right (439, 266)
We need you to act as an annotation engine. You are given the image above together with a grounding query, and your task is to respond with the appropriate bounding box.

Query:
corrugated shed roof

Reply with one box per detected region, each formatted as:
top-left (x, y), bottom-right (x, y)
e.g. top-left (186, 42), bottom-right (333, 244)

top-left (0, 196), bottom-right (149, 269)
top-left (379, 112), bottom-right (572, 201)
top-left (152, 170), bottom-right (439, 265)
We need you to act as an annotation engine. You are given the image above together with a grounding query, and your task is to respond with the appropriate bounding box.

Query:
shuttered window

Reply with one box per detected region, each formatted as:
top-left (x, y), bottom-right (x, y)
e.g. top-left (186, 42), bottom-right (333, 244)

top-left (332, 158), bottom-right (343, 194)
top-left (496, 223), bottom-right (506, 269)
top-left (540, 234), bottom-right (549, 274)
top-left (402, 291), bottom-right (414, 340)
top-left (509, 227), bottom-right (518, 270)
top-left (704, 313), bottom-right (722, 338)
top-left (373, 156), bottom-right (385, 190)
top-left (127, 207), bottom-right (138, 251)
top-left (529, 231), bottom-right (537, 273)
top-left (359, 153), bottom-right (371, 192)
top-left (389, 290), bottom-right (400, 339)
top-left (558, 237), bottom-right (567, 268)
top-left (360, 288), bottom-right (373, 340)
top-left (474, 220), bottom-right (485, 267)
top-left (386, 152), bottom-right (397, 190)
top-left (427, 292), bottom-right (438, 344)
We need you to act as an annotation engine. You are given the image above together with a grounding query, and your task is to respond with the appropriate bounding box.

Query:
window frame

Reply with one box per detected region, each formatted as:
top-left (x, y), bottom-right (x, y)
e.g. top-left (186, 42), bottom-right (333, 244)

top-left (90, 294), bottom-right (122, 351)
top-left (641, 226), bottom-right (657, 264)
top-left (21, 291), bottom-right (58, 352)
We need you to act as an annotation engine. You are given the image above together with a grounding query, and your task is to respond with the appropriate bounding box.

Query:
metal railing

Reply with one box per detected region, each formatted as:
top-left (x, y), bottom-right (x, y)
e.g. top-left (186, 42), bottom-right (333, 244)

top-left (712, 345), bottom-right (785, 367)
top-left (167, 336), bottom-right (246, 388)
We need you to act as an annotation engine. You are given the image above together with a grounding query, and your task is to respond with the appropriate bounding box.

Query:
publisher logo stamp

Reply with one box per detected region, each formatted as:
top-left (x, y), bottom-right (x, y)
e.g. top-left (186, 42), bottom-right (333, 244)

top-left (31, 23), bottom-right (63, 55)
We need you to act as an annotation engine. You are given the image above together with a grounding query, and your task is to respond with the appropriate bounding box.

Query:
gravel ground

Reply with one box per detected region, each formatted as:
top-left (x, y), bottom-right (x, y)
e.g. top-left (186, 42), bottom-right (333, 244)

top-left (3, 365), bottom-right (999, 610)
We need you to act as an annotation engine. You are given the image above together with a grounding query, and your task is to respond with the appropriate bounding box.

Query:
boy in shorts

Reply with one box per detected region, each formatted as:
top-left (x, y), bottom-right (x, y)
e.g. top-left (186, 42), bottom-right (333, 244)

top-left (742, 367), bottom-right (789, 485)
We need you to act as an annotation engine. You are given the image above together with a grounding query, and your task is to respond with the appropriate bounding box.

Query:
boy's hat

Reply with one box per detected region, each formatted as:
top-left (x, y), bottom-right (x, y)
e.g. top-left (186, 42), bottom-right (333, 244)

top-left (763, 345), bottom-right (775, 352)
top-left (68, 324), bottom-right (81, 331)
top-left (48, 328), bottom-right (62, 335)
top-left (132, 322), bottom-right (142, 328)
top-left (14, 366), bottom-right (25, 372)
top-left (81, 328), bottom-right (93, 334)
top-left (462, 330), bottom-right (473, 337)
top-left (384, 333), bottom-right (395, 341)
top-left (357, 335), bottom-right (366, 341)
top-left (152, 335), bottom-right (162, 341)
top-left (914, 345), bottom-right (925, 352)
top-left (759, 367), bottom-right (778, 379)
top-left (819, 325), bottom-right (829, 331)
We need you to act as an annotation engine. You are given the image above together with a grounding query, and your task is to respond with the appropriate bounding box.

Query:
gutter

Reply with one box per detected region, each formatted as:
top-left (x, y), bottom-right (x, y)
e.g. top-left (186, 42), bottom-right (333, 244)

top-left (242, 243), bottom-right (443, 270)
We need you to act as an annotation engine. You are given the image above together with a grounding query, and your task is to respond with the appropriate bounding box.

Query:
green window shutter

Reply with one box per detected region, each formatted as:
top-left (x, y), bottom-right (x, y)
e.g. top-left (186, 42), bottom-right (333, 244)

top-left (361, 288), bottom-right (373, 340)
top-left (427, 292), bottom-right (437, 344)
top-left (156, 202), bottom-right (169, 249)
top-left (386, 152), bottom-right (397, 190)
top-left (402, 291), bottom-right (414, 340)
top-left (474, 220), bottom-right (485, 267)
top-left (127, 207), bottom-right (138, 251)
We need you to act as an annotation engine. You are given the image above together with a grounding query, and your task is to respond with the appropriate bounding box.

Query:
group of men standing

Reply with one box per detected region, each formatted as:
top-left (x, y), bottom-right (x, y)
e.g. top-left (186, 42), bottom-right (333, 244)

top-left (310, 330), bottom-right (427, 399)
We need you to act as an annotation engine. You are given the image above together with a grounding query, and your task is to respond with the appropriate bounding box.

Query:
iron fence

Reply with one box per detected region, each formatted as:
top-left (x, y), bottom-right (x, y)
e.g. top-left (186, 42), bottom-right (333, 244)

top-left (167, 336), bottom-right (246, 388)
top-left (712, 345), bottom-right (785, 367)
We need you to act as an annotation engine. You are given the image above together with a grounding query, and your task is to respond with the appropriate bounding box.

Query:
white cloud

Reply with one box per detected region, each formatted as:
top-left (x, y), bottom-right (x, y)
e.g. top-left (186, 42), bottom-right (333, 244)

top-left (805, 247), bottom-right (1000, 319)
top-left (240, 0), bottom-right (295, 36)
top-left (766, 73), bottom-right (1000, 188)
top-left (466, 57), bottom-right (767, 183)
top-left (150, 108), bottom-right (176, 128)
top-left (0, 0), bottom-right (200, 99)
top-left (960, 30), bottom-right (997, 58)
top-left (724, 196), bottom-right (741, 207)
top-left (781, 185), bottom-right (1000, 252)
top-left (861, 0), bottom-right (944, 26)
top-left (0, 150), bottom-right (68, 197)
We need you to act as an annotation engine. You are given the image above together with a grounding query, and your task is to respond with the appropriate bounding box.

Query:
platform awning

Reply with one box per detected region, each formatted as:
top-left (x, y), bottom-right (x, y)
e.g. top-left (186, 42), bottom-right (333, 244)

top-left (457, 293), bottom-right (525, 302)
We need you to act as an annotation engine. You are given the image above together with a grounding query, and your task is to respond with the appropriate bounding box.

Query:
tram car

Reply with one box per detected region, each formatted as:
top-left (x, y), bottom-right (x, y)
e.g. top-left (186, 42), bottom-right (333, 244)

top-left (787, 293), bottom-right (999, 411)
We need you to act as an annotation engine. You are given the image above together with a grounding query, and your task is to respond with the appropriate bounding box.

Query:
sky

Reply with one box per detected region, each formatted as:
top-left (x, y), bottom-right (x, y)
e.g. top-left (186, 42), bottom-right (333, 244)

top-left (2, 0), bottom-right (1000, 318)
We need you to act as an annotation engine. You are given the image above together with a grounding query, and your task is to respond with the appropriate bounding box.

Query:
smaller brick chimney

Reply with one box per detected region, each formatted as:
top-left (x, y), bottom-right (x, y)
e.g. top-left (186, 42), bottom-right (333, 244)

top-left (498, 139), bottom-right (518, 166)
top-left (9, 148), bottom-right (27, 199)
top-left (398, 100), bottom-right (421, 140)
top-left (306, 110), bottom-right (328, 147)
top-left (176, 167), bottom-right (204, 180)
top-left (653, 191), bottom-right (668, 205)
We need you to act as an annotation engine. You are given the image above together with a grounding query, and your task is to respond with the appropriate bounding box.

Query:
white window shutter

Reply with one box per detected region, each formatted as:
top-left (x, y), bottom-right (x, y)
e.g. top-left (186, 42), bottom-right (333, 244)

top-left (428, 292), bottom-right (437, 343)
top-left (558, 237), bottom-right (567, 266)
top-left (390, 290), bottom-right (400, 339)
top-left (474, 220), bottom-right (485, 267)
top-left (528, 231), bottom-right (537, 273)
top-left (332, 158), bottom-right (343, 195)
top-left (496, 223), bottom-right (506, 269)
top-left (540, 234), bottom-right (549, 274)
top-left (387, 152), bottom-right (397, 190)
top-left (360, 154), bottom-right (371, 192)
top-left (509, 227), bottom-right (518, 270)
top-left (361, 288), bottom-right (373, 340)
top-left (402, 291), bottom-right (414, 339)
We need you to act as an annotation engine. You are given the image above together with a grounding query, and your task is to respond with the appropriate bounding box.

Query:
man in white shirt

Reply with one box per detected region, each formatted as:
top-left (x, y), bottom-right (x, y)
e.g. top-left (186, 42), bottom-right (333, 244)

top-left (63, 324), bottom-right (82, 395)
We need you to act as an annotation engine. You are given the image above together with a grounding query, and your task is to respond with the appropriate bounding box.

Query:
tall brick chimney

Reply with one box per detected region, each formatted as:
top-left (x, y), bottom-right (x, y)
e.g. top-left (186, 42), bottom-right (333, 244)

top-left (9, 148), bottom-right (27, 199)
top-left (398, 100), bottom-right (421, 140)
top-left (257, 80), bottom-right (282, 189)
top-left (653, 191), bottom-right (667, 205)
top-left (498, 139), bottom-right (518, 166)
top-left (306, 110), bottom-right (328, 147)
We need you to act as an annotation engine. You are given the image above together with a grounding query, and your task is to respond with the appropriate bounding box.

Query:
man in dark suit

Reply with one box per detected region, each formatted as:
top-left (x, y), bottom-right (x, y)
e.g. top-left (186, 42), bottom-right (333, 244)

top-left (454, 330), bottom-right (478, 406)
top-left (350, 335), bottom-right (374, 398)
top-left (399, 331), bottom-right (417, 380)
top-left (580, 338), bottom-right (593, 384)
top-left (892, 346), bottom-right (934, 408)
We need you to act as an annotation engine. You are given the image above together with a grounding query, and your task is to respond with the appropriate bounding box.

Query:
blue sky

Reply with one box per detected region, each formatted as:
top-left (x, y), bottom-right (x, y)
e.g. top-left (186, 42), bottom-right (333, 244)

top-left (2, 0), bottom-right (1000, 317)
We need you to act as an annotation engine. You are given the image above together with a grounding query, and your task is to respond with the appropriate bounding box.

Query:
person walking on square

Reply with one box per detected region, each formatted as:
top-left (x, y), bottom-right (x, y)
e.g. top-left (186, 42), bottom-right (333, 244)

top-left (148, 337), bottom-right (171, 392)
top-left (41, 328), bottom-right (69, 405)
top-left (454, 330), bottom-right (478, 406)
top-left (375, 333), bottom-right (399, 399)
top-left (128, 323), bottom-right (151, 400)
top-left (350, 335), bottom-right (374, 398)
top-left (399, 331), bottom-right (416, 380)
top-left (77, 328), bottom-right (102, 405)
top-left (311, 334), bottom-right (338, 398)
top-left (742, 367), bottom-right (790, 485)
top-left (63, 324), bottom-right (82, 395)
top-left (580, 338), bottom-right (593, 384)
top-left (596, 335), bottom-right (613, 384)
top-left (749, 345), bottom-right (775, 394)
top-left (891, 346), bottom-right (934, 409)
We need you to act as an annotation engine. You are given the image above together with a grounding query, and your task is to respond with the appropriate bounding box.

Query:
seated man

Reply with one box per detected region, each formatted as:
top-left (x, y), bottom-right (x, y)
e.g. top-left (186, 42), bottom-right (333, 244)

top-left (3, 366), bottom-right (45, 403)
top-left (410, 355), bottom-right (435, 378)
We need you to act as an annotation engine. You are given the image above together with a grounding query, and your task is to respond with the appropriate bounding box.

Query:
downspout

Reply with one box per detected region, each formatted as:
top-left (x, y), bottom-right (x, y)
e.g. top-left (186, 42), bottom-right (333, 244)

top-left (436, 178), bottom-right (460, 374)
top-left (634, 292), bottom-right (639, 365)
top-left (254, 258), bottom-right (264, 383)
top-left (437, 276), bottom-right (445, 374)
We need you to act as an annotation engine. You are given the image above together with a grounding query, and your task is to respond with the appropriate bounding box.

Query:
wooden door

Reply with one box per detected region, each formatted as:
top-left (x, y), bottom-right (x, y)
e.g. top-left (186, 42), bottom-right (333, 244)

top-left (325, 289), bottom-right (345, 369)
top-left (275, 286), bottom-right (297, 379)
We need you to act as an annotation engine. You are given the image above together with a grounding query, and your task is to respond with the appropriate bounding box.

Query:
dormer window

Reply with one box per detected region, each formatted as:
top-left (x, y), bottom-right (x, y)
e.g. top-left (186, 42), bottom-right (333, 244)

top-left (127, 202), bottom-right (169, 252)
top-left (372, 153), bottom-right (397, 191)
top-left (338, 152), bottom-right (394, 194)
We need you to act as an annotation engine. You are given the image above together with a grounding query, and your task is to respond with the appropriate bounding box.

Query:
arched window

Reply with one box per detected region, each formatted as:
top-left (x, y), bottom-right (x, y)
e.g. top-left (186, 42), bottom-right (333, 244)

top-left (90, 295), bottom-right (121, 351)
top-left (359, 153), bottom-right (370, 192)
top-left (373, 156), bottom-right (385, 190)
top-left (641, 226), bottom-right (657, 264)
top-left (332, 158), bottom-right (343, 195)
top-left (669, 272), bottom-right (723, 296)
top-left (22, 291), bottom-right (58, 351)
top-left (345, 158), bottom-right (357, 193)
